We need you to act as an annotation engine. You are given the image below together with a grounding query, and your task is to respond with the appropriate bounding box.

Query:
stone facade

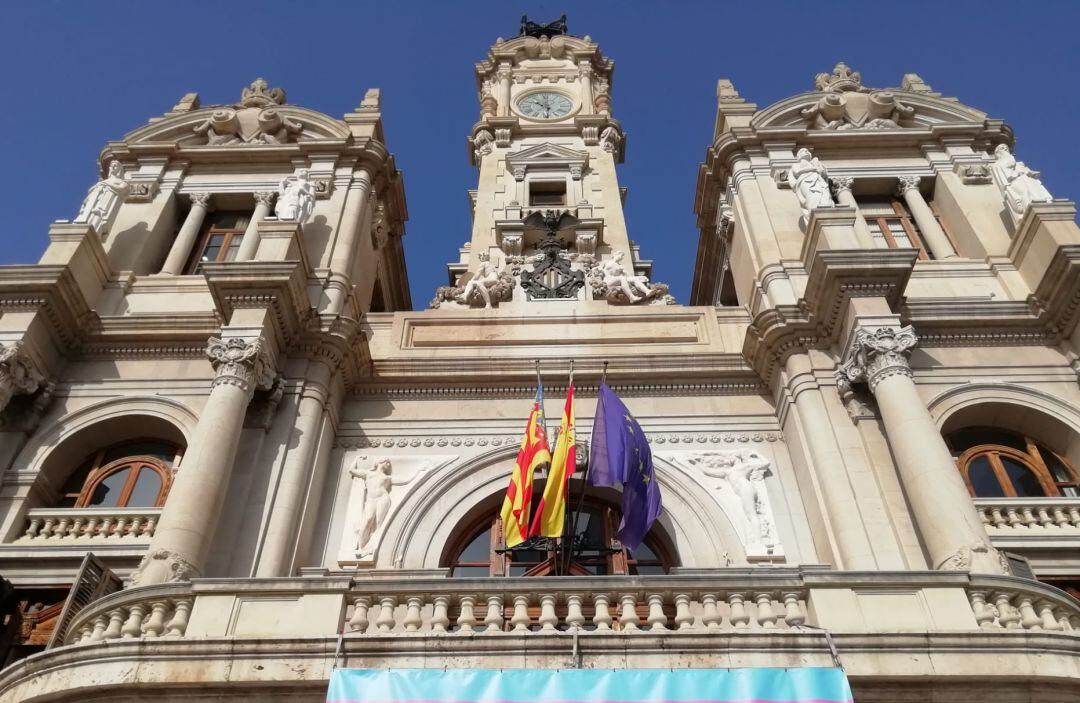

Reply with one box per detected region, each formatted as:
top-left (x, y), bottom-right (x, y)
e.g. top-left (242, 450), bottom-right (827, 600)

top-left (0, 23), bottom-right (1079, 703)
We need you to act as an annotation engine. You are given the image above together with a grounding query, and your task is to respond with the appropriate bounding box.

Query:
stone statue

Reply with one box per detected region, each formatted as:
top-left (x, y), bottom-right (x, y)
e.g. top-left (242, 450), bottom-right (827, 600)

top-left (600, 251), bottom-right (651, 303)
top-left (73, 160), bottom-right (130, 236)
top-left (349, 457), bottom-right (408, 557)
top-left (275, 169), bottom-right (316, 223)
top-left (787, 148), bottom-right (834, 222)
top-left (991, 144), bottom-right (1052, 222)
top-left (683, 450), bottom-right (780, 556)
top-left (599, 126), bottom-right (621, 153)
top-left (462, 252), bottom-right (502, 308)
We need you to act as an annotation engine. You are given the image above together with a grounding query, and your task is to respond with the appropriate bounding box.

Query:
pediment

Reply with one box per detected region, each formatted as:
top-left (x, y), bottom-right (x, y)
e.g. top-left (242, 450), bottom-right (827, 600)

top-left (752, 90), bottom-right (989, 131)
top-left (121, 104), bottom-right (350, 147)
top-left (506, 142), bottom-right (588, 170)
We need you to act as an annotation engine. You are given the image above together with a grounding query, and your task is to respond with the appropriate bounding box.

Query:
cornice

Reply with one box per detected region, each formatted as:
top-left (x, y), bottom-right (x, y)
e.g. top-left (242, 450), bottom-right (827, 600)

top-left (335, 429), bottom-right (784, 450)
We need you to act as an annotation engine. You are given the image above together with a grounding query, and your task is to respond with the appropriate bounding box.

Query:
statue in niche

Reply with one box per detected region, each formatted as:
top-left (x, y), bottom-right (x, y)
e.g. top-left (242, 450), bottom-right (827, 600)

top-left (73, 160), bottom-right (130, 236)
top-left (274, 169), bottom-right (316, 223)
top-left (787, 148), bottom-right (834, 223)
top-left (683, 450), bottom-right (779, 555)
top-left (349, 458), bottom-right (407, 557)
top-left (991, 144), bottom-right (1053, 222)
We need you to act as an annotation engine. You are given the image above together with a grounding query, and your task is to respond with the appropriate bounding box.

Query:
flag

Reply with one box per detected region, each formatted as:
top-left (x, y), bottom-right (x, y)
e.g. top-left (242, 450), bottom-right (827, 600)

top-left (530, 383), bottom-right (576, 538)
top-left (588, 383), bottom-right (662, 550)
top-left (500, 385), bottom-right (551, 547)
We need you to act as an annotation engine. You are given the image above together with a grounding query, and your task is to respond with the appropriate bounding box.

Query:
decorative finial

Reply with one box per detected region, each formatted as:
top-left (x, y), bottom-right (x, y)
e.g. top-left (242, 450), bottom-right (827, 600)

top-left (519, 14), bottom-right (568, 38)
top-left (814, 62), bottom-right (862, 92)
top-left (240, 78), bottom-right (287, 108)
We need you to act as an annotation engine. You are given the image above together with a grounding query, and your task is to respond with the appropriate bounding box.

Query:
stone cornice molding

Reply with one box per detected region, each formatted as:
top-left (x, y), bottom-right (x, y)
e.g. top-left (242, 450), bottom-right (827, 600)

top-left (351, 378), bottom-right (765, 401)
top-left (476, 34), bottom-right (612, 76)
top-left (835, 325), bottom-right (917, 394)
top-left (206, 337), bottom-right (274, 396)
top-left (201, 259), bottom-right (313, 351)
top-left (335, 430), bottom-right (783, 451)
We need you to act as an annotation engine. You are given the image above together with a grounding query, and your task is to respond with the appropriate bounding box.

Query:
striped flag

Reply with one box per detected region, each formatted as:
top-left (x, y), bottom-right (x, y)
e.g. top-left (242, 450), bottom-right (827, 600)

top-left (500, 385), bottom-right (551, 547)
top-left (530, 383), bottom-right (576, 538)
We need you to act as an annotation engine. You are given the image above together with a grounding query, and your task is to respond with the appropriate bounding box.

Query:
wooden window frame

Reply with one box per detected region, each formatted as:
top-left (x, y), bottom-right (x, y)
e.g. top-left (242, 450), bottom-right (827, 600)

top-left (445, 500), bottom-right (672, 578)
top-left (61, 441), bottom-right (182, 509)
top-left (955, 431), bottom-right (1080, 498)
top-left (866, 200), bottom-right (930, 260)
top-left (183, 212), bottom-right (249, 274)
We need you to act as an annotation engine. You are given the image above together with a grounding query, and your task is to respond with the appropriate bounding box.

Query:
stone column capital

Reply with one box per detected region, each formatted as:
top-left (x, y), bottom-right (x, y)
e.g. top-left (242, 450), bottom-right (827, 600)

top-left (0, 341), bottom-right (44, 411)
top-left (253, 191), bottom-right (276, 207)
top-left (896, 175), bottom-right (921, 196)
top-left (189, 191), bottom-right (212, 208)
top-left (496, 64), bottom-right (513, 80)
top-left (830, 176), bottom-right (855, 195)
top-left (206, 337), bottom-right (274, 396)
top-left (836, 325), bottom-right (917, 394)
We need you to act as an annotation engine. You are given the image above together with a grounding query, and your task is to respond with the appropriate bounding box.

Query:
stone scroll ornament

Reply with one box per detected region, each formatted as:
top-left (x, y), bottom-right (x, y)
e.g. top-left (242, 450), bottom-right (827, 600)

top-left (73, 160), bottom-right (130, 236)
top-left (800, 62), bottom-right (916, 131)
top-left (586, 251), bottom-right (674, 305)
top-left (192, 78), bottom-right (303, 145)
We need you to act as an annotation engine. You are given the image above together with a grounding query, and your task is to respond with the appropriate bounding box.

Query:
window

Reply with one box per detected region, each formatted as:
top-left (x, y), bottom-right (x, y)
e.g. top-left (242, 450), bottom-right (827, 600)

top-left (185, 211), bottom-right (250, 274)
top-left (58, 440), bottom-right (181, 509)
top-left (859, 199), bottom-right (933, 259)
top-left (946, 427), bottom-right (1080, 498)
top-left (529, 181), bottom-right (567, 207)
top-left (445, 501), bottom-right (671, 577)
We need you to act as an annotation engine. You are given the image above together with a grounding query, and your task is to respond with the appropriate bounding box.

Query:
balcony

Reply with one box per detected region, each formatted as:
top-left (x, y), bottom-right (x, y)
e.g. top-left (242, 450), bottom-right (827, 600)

top-left (976, 497), bottom-right (1080, 532)
top-left (2, 569), bottom-right (1079, 702)
top-left (13, 507), bottom-right (160, 544)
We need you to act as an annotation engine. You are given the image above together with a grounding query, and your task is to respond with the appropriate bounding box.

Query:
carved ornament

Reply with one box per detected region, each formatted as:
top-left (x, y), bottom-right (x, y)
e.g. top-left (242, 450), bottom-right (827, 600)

top-left (0, 342), bottom-right (45, 413)
top-left (192, 79), bottom-right (303, 146)
top-left (206, 337), bottom-right (275, 396)
top-left (836, 325), bottom-right (917, 394)
top-left (130, 548), bottom-right (200, 586)
top-left (802, 63), bottom-right (915, 131)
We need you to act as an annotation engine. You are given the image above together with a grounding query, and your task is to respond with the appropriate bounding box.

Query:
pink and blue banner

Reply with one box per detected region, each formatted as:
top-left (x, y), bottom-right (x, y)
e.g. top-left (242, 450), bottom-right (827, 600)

top-left (328, 668), bottom-right (853, 703)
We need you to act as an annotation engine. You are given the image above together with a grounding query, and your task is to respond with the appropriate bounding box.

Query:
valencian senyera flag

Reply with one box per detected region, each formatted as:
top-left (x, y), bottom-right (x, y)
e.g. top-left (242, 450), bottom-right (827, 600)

top-left (530, 382), bottom-right (576, 538)
top-left (327, 668), bottom-right (854, 703)
top-left (499, 384), bottom-right (552, 547)
top-left (589, 382), bottom-right (662, 550)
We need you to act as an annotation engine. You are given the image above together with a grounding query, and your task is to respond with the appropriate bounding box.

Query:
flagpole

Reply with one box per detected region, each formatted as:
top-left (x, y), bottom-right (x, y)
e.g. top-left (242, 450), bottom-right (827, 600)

top-left (535, 360), bottom-right (548, 483)
top-left (563, 359), bottom-right (596, 576)
top-left (557, 360), bottom-right (576, 575)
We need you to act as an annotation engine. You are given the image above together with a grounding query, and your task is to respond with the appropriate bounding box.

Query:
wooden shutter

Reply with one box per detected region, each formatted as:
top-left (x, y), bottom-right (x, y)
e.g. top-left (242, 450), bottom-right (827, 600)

top-left (46, 553), bottom-right (122, 649)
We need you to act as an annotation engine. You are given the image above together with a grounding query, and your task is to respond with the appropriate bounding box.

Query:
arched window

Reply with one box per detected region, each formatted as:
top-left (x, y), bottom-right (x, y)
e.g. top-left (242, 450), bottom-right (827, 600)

top-left (57, 440), bottom-right (181, 509)
top-left (445, 501), bottom-right (672, 577)
top-left (946, 427), bottom-right (1080, 498)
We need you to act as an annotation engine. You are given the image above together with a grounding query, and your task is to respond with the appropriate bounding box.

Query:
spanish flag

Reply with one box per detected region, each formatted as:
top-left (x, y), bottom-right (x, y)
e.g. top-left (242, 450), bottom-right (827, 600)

top-left (531, 383), bottom-right (576, 538)
top-left (500, 385), bottom-right (552, 547)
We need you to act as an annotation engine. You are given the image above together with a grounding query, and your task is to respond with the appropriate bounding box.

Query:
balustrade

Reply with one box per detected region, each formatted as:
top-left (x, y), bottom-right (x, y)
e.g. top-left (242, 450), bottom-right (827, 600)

top-left (17, 507), bottom-right (160, 543)
top-left (344, 585), bottom-right (809, 635)
top-left (67, 596), bottom-right (192, 645)
top-left (975, 498), bottom-right (1080, 531)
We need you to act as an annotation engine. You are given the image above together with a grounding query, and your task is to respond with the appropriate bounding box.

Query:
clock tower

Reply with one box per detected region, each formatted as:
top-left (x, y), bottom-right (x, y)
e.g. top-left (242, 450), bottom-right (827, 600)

top-left (432, 16), bottom-right (671, 309)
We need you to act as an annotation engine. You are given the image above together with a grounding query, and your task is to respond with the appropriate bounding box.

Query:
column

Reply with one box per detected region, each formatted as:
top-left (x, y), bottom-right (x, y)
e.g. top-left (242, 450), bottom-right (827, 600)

top-left (324, 169), bottom-right (372, 315)
top-left (131, 337), bottom-right (273, 586)
top-left (233, 191), bottom-right (276, 262)
top-left (837, 326), bottom-right (1005, 573)
top-left (784, 355), bottom-right (877, 569)
top-left (255, 359), bottom-right (332, 576)
top-left (496, 64), bottom-right (512, 117)
top-left (897, 176), bottom-right (956, 259)
top-left (830, 177), bottom-right (875, 248)
top-left (161, 193), bottom-right (211, 275)
top-left (577, 62), bottom-right (594, 116)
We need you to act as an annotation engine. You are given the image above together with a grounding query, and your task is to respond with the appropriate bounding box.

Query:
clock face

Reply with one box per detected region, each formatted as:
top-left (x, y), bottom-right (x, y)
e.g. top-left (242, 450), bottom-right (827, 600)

top-left (517, 92), bottom-right (573, 119)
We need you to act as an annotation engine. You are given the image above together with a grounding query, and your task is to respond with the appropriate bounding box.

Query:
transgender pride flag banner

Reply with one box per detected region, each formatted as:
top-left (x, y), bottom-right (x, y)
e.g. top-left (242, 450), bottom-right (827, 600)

top-left (327, 668), bottom-right (853, 703)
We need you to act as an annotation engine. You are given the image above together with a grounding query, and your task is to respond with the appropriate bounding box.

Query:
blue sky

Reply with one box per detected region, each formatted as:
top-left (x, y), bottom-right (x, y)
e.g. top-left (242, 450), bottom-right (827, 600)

top-left (2, 1), bottom-right (1078, 305)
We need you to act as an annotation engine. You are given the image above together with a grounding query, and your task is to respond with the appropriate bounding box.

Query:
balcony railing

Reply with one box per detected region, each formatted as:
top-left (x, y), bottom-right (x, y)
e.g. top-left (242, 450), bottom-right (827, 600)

top-left (975, 498), bottom-right (1080, 531)
top-left (14, 507), bottom-right (160, 543)
top-left (57, 569), bottom-right (1080, 648)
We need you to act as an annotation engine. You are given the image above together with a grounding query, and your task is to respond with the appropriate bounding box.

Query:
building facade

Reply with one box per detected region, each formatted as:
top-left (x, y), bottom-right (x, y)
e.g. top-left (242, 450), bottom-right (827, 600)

top-left (1, 19), bottom-right (1080, 702)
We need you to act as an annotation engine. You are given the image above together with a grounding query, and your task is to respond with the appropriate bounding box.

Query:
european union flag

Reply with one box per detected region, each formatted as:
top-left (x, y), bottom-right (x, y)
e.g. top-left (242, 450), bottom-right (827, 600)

top-left (588, 383), bottom-right (662, 550)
